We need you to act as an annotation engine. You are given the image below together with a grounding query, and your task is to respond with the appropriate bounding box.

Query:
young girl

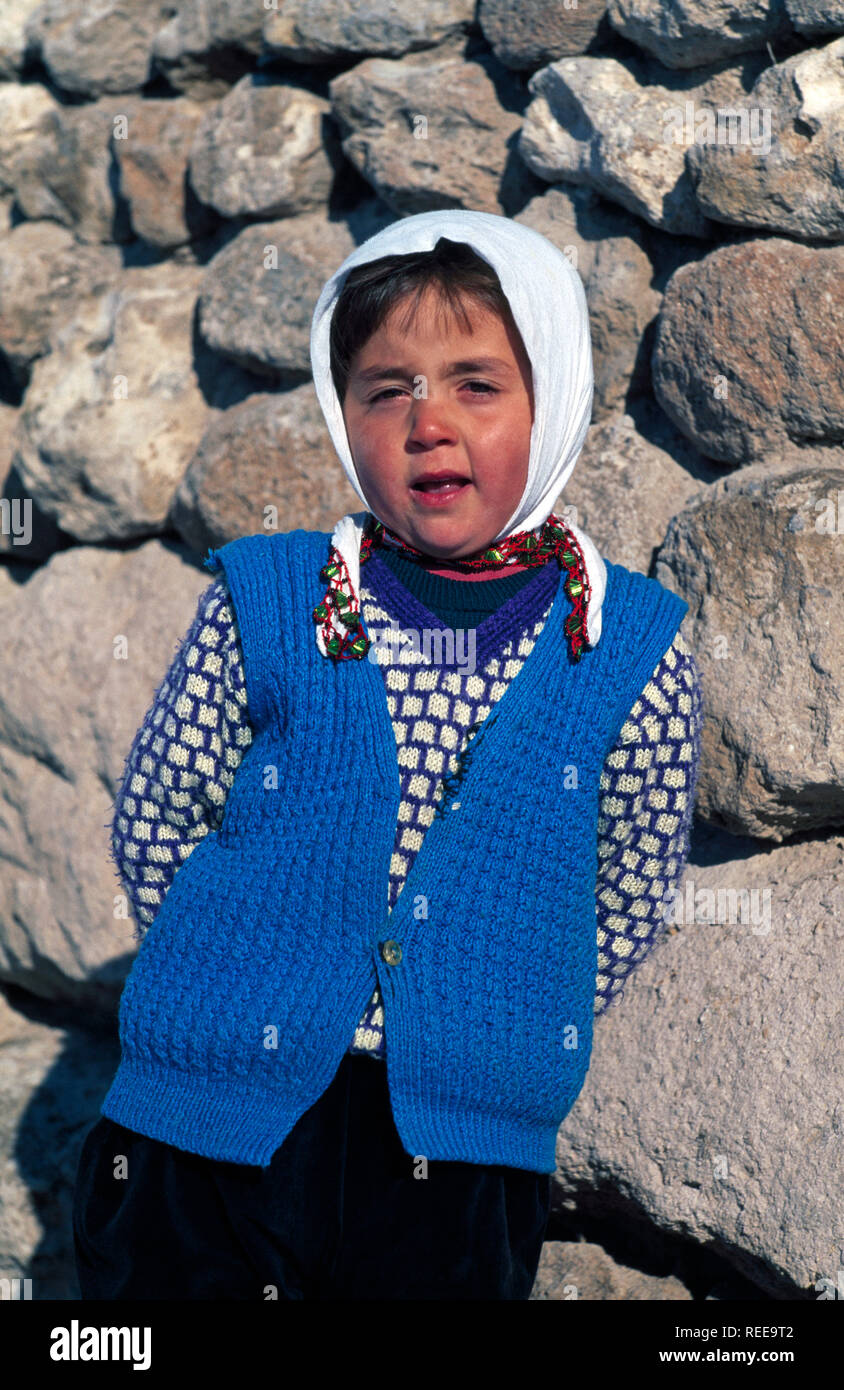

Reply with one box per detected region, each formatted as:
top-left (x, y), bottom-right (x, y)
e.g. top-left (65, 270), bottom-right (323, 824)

top-left (73, 209), bottom-right (703, 1301)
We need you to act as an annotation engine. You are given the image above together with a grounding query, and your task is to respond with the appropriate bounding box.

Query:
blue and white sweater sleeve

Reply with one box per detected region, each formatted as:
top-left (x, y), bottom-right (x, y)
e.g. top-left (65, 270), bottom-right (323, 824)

top-left (593, 630), bottom-right (704, 1016)
top-left (109, 578), bottom-right (253, 944)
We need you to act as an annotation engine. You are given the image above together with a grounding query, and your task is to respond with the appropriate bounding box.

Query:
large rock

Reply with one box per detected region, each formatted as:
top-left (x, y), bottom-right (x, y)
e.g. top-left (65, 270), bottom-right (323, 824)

top-left (531, 1241), bottom-right (697, 1299)
top-left (24, 0), bottom-right (172, 97)
top-left (0, 401), bottom-right (72, 562)
top-left (10, 94), bottom-right (142, 243)
top-left (151, 0), bottom-right (266, 99)
top-left (329, 33), bottom-right (544, 216)
top-left (12, 264), bottom-right (211, 542)
top-left (516, 187), bottom-right (662, 418)
top-left (0, 0), bottom-right (44, 79)
top-left (170, 384), bottom-right (363, 551)
top-left (0, 541), bottom-right (212, 1006)
top-left (479, 0), bottom-right (608, 69)
top-left (606, 0), bottom-right (793, 68)
top-left (114, 96), bottom-right (217, 247)
top-left (0, 82), bottom-right (59, 196)
top-left (652, 238), bottom-right (844, 464)
top-left (687, 37), bottom-right (844, 243)
top-left (785, 0), bottom-right (844, 32)
top-left (0, 988), bottom-right (123, 1298)
top-left (556, 402), bottom-right (723, 572)
top-left (0, 222), bottom-right (121, 390)
top-left (196, 206), bottom-right (394, 378)
top-left (188, 72), bottom-right (342, 221)
top-left (263, 0), bottom-right (476, 62)
top-left (519, 51), bottom-right (768, 235)
top-left (560, 822), bottom-right (844, 1297)
top-left (655, 463), bottom-right (844, 840)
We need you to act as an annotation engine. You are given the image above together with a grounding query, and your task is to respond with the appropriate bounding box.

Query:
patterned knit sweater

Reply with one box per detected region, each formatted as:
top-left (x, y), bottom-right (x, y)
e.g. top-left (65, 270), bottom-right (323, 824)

top-left (110, 547), bottom-right (704, 1054)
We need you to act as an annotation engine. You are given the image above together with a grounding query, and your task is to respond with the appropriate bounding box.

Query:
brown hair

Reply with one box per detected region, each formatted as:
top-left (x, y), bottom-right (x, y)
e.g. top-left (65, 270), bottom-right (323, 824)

top-left (329, 236), bottom-right (524, 403)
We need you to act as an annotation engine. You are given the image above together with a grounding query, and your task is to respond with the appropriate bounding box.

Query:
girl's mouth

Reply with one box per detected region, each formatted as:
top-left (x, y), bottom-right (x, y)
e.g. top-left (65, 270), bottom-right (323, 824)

top-left (410, 479), bottom-right (471, 505)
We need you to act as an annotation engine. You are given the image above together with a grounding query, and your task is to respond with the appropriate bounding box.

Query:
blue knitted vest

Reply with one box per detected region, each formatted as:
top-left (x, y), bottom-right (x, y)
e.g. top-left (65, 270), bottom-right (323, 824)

top-left (101, 528), bottom-right (688, 1173)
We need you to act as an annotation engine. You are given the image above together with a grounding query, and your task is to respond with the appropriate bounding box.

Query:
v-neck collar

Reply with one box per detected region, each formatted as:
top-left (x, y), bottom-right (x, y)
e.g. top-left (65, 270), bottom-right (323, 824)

top-left (360, 550), bottom-right (562, 673)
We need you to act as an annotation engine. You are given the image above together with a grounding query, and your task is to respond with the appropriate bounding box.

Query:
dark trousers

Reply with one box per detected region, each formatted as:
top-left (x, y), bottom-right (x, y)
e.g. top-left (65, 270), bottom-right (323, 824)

top-left (72, 1051), bottom-right (552, 1300)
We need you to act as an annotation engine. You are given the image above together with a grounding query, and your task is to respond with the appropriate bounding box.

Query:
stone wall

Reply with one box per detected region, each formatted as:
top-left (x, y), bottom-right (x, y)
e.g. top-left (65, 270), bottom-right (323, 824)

top-left (0, 0), bottom-right (842, 1301)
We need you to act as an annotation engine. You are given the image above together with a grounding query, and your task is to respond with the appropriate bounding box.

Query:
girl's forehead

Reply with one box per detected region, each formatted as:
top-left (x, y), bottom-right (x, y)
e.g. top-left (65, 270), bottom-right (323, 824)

top-left (362, 304), bottom-right (519, 356)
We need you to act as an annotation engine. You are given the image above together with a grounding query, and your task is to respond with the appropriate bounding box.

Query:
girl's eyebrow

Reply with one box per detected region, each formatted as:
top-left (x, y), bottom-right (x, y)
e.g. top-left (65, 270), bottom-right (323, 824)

top-left (354, 356), bottom-right (515, 384)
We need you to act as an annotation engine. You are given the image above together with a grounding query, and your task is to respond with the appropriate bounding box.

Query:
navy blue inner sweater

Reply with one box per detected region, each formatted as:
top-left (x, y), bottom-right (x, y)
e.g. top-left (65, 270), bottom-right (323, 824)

top-left (376, 545), bottom-right (553, 629)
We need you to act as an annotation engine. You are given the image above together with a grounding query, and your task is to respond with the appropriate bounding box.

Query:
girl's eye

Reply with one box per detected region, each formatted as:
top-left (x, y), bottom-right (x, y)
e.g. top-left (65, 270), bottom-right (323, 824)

top-left (369, 381), bottom-right (498, 403)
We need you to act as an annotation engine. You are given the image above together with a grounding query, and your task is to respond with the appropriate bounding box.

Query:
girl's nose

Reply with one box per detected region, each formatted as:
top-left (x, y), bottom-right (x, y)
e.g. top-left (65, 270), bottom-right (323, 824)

top-left (406, 393), bottom-right (458, 444)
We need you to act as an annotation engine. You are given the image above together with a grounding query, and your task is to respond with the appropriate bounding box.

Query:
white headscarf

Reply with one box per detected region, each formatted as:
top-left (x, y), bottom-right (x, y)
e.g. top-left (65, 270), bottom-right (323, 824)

top-left (309, 209), bottom-right (606, 650)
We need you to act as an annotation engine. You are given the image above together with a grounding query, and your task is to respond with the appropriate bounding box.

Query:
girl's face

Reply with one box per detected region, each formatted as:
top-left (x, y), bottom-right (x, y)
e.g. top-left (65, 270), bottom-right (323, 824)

top-left (340, 287), bottom-right (534, 561)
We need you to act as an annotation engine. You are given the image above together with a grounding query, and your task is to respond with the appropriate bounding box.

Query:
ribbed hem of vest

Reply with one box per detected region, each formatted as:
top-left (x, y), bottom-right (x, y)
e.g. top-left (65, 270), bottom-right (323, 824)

top-left (100, 1064), bottom-right (322, 1168)
top-left (387, 1092), bottom-right (559, 1174)
top-left (100, 1060), bottom-right (559, 1173)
